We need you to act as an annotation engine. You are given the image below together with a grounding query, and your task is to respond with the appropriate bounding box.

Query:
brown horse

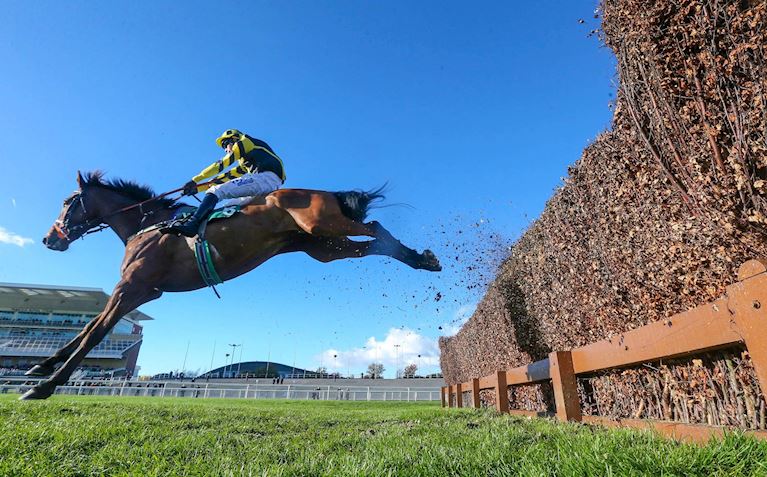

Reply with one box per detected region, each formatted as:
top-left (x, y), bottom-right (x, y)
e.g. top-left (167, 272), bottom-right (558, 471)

top-left (20, 171), bottom-right (440, 400)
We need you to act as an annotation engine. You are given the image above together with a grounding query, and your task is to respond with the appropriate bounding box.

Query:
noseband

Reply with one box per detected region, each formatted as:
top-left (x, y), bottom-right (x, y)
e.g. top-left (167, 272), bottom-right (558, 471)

top-left (53, 191), bottom-right (108, 242)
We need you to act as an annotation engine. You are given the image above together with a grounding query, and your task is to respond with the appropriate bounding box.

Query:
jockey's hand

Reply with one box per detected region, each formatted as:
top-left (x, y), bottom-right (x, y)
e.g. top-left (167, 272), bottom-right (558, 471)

top-left (182, 180), bottom-right (198, 196)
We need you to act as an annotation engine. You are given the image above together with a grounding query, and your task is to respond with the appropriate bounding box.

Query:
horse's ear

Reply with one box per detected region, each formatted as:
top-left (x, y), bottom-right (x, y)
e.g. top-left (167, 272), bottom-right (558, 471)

top-left (76, 171), bottom-right (85, 189)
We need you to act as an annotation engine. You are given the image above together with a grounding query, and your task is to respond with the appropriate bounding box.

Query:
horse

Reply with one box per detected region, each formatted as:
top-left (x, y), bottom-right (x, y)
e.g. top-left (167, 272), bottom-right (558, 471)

top-left (20, 171), bottom-right (440, 400)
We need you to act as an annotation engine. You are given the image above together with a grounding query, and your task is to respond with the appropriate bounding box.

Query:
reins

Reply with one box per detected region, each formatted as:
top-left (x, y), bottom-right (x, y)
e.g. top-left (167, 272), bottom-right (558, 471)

top-left (102, 185), bottom-right (187, 218)
top-left (55, 180), bottom-right (212, 242)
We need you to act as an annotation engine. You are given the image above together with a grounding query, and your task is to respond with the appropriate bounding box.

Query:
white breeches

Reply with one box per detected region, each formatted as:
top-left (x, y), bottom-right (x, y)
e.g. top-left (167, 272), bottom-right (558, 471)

top-left (206, 171), bottom-right (283, 201)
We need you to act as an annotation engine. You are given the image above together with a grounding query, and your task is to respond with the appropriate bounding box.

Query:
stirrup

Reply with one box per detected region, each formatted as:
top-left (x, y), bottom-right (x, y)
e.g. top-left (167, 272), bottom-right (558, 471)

top-left (160, 218), bottom-right (196, 237)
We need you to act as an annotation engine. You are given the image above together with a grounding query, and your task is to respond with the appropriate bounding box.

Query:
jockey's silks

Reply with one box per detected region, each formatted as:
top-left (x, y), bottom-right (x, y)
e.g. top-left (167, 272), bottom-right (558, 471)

top-left (193, 135), bottom-right (286, 192)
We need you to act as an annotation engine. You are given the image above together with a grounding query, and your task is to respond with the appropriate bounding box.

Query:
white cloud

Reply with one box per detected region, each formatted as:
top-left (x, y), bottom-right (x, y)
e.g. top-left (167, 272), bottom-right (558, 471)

top-left (11, 199), bottom-right (16, 208)
top-left (440, 303), bottom-right (476, 336)
top-left (317, 327), bottom-right (441, 377)
top-left (0, 227), bottom-right (33, 247)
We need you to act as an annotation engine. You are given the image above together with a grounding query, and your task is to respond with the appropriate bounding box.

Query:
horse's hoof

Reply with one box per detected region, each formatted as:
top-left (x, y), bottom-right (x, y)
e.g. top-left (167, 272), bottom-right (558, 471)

top-left (25, 364), bottom-right (54, 377)
top-left (420, 250), bottom-right (441, 272)
top-left (18, 385), bottom-right (54, 401)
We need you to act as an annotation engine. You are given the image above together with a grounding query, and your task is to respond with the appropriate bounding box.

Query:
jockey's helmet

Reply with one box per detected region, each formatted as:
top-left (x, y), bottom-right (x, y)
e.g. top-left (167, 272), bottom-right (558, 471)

top-left (215, 129), bottom-right (244, 149)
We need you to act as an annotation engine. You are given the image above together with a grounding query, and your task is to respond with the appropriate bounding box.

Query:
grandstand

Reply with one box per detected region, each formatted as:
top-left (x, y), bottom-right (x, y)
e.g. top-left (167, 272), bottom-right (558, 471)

top-left (0, 282), bottom-right (151, 378)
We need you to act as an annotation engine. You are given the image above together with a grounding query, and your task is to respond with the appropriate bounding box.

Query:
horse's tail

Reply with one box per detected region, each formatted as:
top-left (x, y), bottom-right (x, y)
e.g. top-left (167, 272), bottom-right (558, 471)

top-left (333, 185), bottom-right (386, 222)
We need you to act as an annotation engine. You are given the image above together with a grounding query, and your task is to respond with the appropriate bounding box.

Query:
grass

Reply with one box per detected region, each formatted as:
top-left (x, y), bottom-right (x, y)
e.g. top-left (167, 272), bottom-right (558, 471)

top-left (1, 395), bottom-right (767, 476)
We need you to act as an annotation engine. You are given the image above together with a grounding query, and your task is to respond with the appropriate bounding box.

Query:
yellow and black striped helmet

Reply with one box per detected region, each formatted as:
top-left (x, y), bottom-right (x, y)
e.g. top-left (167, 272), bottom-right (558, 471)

top-left (215, 129), bottom-right (243, 149)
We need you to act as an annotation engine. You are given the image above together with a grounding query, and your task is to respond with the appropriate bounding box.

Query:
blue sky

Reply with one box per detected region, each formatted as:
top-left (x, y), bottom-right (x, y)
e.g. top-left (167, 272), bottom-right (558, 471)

top-left (0, 1), bottom-right (614, 377)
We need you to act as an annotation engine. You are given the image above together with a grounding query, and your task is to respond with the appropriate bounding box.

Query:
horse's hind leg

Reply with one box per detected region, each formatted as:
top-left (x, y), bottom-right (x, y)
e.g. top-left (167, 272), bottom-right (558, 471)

top-left (19, 281), bottom-right (161, 400)
top-left (283, 236), bottom-right (372, 262)
top-left (272, 192), bottom-right (440, 271)
top-left (327, 220), bottom-right (441, 272)
top-left (285, 235), bottom-right (440, 271)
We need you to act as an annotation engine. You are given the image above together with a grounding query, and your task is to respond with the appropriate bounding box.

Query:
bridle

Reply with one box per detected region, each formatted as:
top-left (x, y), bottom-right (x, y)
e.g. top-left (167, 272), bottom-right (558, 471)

top-left (52, 181), bottom-right (209, 243)
top-left (53, 188), bottom-right (175, 242)
top-left (53, 190), bottom-right (110, 242)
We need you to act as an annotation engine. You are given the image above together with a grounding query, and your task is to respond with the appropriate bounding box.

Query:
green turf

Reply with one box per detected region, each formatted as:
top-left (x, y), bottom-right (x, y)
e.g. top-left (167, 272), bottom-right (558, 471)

top-left (1, 395), bottom-right (766, 476)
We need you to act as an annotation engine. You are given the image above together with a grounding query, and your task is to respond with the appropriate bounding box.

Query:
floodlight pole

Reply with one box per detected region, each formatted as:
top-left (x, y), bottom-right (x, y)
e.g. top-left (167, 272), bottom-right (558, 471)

top-left (181, 340), bottom-right (190, 378)
top-left (418, 354), bottom-right (422, 378)
top-left (237, 344), bottom-right (244, 377)
top-left (333, 354), bottom-right (338, 380)
top-left (208, 341), bottom-right (216, 381)
top-left (228, 344), bottom-right (241, 378)
top-left (361, 346), bottom-right (367, 378)
top-left (265, 345), bottom-right (271, 378)
top-left (394, 344), bottom-right (401, 379)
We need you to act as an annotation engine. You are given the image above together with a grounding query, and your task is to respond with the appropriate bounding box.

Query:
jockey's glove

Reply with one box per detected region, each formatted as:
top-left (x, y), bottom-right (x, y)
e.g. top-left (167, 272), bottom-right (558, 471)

top-left (182, 180), bottom-right (198, 196)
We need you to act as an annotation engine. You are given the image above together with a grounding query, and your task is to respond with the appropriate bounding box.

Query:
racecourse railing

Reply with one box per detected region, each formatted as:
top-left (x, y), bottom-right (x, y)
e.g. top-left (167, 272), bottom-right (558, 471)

top-left (442, 258), bottom-right (767, 443)
top-left (0, 379), bottom-right (441, 402)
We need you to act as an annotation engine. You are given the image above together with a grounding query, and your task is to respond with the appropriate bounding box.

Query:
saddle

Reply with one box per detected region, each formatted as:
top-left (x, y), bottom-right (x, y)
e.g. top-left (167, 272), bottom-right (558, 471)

top-left (135, 205), bottom-right (242, 237)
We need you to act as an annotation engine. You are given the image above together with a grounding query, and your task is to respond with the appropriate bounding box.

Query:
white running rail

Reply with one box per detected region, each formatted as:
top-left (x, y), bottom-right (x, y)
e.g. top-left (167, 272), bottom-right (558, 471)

top-left (0, 379), bottom-right (442, 401)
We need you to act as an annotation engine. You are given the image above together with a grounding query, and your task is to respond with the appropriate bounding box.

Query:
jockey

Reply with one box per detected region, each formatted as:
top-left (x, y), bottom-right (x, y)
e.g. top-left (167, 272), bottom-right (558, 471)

top-left (163, 129), bottom-right (286, 238)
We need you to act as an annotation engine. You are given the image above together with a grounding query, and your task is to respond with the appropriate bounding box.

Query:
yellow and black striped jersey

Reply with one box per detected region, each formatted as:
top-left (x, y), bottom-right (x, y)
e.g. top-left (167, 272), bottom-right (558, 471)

top-left (193, 135), bottom-right (286, 191)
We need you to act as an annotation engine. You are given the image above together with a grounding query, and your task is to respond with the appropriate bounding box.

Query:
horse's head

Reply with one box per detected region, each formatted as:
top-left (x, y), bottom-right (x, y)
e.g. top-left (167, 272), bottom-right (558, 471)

top-left (42, 172), bottom-right (101, 251)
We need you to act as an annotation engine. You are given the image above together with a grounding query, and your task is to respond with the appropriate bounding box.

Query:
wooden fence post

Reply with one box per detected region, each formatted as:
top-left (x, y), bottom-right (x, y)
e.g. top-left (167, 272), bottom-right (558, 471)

top-left (549, 351), bottom-right (582, 422)
top-left (727, 260), bottom-right (767, 403)
top-left (441, 386), bottom-right (447, 408)
top-left (494, 371), bottom-right (509, 413)
top-left (472, 378), bottom-right (481, 408)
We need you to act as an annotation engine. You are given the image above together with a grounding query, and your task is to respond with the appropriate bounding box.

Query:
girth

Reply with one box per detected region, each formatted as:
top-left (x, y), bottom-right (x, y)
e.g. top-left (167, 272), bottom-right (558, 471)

top-left (193, 220), bottom-right (223, 297)
top-left (133, 204), bottom-right (243, 298)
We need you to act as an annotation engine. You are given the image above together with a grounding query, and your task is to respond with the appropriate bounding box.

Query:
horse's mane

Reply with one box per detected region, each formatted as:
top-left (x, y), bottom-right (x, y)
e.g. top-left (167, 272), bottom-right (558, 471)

top-left (82, 171), bottom-right (179, 209)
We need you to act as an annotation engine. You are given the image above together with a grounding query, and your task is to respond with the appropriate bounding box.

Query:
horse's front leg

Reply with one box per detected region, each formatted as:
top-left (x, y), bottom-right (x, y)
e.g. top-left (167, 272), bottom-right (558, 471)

top-left (25, 319), bottom-right (100, 377)
top-left (19, 280), bottom-right (162, 400)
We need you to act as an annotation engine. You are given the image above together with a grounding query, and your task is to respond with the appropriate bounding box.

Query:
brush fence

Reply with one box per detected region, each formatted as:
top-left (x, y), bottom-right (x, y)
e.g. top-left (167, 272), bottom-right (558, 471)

top-left (442, 259), bottom-right (767, 443)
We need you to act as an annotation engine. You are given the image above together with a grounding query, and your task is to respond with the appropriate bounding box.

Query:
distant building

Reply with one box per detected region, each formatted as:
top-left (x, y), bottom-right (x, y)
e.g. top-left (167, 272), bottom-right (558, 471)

top-left (0, 283), bottom-right (152, 378)
top-left (200, 361), bottom-right (315, 379)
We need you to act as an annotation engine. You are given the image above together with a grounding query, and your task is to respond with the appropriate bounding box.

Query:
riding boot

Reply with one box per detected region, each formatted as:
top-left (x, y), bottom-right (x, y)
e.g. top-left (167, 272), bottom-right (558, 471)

top-left (163, 193), bottom-right (219, 238)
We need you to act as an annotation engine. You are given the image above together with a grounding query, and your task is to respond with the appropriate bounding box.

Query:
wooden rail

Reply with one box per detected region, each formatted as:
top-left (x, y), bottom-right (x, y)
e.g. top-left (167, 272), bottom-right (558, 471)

top-left (442, 259), bottom-right (767, 443)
